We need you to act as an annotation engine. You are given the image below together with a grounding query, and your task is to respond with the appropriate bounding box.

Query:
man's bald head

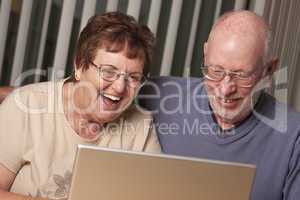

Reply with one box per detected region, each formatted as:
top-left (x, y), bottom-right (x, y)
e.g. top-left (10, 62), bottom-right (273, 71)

top-left (207, 10), bottom-right (272, 65)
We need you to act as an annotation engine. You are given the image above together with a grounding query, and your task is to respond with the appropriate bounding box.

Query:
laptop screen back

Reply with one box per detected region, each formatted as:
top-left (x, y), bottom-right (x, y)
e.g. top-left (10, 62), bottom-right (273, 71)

top-left (69, 145), bottom-right (256, 200)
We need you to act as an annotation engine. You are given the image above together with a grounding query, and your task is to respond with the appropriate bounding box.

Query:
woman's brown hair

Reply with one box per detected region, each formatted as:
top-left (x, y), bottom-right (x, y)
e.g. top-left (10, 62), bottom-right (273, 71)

top-left (74, 11), bottom-right (155, 76)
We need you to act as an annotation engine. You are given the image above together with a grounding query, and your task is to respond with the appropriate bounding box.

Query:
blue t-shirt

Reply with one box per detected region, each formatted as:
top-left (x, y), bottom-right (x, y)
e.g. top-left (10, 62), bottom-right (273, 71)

top-left (137, 76), bottom-right (300, 200)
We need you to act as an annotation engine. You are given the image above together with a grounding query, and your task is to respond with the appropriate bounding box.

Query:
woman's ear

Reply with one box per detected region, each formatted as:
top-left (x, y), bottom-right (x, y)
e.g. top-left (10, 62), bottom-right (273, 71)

top-left (74, 62), bottom-right (82, 81)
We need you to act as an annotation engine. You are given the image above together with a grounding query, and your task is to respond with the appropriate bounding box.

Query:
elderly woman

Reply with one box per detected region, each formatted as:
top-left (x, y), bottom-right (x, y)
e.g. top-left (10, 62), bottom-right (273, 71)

top-left (0, 12), bottom-right (160, 200)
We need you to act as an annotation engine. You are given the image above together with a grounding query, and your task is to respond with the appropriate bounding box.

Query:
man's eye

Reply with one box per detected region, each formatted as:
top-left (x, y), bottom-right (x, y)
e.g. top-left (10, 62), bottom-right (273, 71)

top-left (237, 73), bottom-right (251, 79)
top-left (214, 70), bottom-right (223, 73)
top-left (129, 75), bottom-right (142, 82)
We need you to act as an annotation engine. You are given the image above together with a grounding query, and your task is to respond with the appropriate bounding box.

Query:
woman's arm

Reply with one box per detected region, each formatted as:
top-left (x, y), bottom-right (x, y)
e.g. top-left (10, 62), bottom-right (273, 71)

top-left (0, 87), bottom-right (14, 104)
top-left (0, 164), bottom-right (47, 200)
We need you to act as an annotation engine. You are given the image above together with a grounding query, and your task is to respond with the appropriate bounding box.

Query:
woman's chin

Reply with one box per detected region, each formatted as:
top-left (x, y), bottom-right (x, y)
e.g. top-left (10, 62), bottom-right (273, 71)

top-left (93, 111), bottom-right (122, 124)
top-left (88, 97), bottom-right (132, 123)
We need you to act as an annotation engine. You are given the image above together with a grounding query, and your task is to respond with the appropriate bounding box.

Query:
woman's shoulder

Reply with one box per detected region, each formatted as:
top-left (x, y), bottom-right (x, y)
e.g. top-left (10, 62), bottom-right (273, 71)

top-left (4, 81), bottom-right (63, 112)
top-left (14, 81), bottom-right (59, 96)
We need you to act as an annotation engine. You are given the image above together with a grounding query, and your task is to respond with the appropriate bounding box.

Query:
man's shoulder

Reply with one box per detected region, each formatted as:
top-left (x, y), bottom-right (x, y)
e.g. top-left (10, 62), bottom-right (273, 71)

top-left (139, 76), bottom-right (205, 97)
top-left (138, 76), bottom-right (205, 111)
top-left (256, 93), bottom-right (300, 135)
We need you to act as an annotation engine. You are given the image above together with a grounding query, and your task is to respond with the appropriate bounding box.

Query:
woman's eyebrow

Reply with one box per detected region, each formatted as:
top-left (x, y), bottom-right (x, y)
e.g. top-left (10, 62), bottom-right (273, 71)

top-left (99, 64), bottom-right (119, 70)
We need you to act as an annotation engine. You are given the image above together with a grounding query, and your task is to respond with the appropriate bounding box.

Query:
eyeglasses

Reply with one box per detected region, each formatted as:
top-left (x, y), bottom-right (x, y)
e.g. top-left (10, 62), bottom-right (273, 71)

top-left (90, 61), bottom-right (145, 88)
top-left (201, 65), bottom-right (260, 88)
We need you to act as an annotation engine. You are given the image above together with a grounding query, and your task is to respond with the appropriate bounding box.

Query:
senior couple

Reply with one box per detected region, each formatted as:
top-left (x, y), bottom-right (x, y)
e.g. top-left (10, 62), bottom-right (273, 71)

top-left (0, 10), bottom-right (299, 200)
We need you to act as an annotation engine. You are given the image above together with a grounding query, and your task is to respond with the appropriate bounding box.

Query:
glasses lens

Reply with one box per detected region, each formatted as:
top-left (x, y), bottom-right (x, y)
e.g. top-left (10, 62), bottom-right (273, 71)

top-left (235, 77), bottom-right (256, 87)
top-left (202, 65), bottom-right (257, 87)
top-left (100, 66), bottom-right (118, 81)
top-left (128, 73), bottom-right (145, 88)
top-left (202, 66), bottom-right (224, 81)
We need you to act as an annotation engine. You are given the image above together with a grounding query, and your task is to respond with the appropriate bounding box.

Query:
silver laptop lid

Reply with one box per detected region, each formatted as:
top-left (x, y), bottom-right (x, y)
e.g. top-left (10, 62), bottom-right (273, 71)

top-left (69, 145), bottom-right (256, 200)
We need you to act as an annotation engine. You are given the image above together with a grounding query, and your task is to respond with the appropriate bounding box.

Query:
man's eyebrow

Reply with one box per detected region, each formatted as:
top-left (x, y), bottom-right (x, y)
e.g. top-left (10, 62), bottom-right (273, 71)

top-left (208, 65), bottom-right (255, 74)
top-left (206, 64), bottom-right (224, 69)
top-left (240, 67), bottom-right (258, 73)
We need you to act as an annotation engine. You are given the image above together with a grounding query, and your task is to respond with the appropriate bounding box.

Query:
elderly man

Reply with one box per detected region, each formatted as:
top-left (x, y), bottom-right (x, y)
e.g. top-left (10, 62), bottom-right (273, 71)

top-left (139, 10), bottom-right (300, 200)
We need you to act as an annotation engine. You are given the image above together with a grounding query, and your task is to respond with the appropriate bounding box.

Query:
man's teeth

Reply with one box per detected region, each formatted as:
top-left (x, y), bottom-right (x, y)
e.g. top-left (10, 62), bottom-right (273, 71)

top-left (220, 99), bottom-right (235, 103)
top-left (103, 93), bottom-right (121, 101)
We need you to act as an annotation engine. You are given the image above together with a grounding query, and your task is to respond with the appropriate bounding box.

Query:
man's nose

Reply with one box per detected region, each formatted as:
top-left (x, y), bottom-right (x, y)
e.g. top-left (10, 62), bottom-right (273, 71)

top-left (219, 75), bottom-right (237, 96)
top-left (111, 76), bottom-right (126, 93)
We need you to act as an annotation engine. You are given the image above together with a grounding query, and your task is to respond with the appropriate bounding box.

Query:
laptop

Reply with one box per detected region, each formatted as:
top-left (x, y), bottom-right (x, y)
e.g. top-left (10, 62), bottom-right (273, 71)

top-left (69, 145), bottom-right (256, 200)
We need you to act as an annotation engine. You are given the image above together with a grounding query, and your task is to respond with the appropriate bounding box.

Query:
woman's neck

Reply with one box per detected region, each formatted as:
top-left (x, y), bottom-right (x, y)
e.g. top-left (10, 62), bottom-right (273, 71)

top-left (63, 82), bottom-right (103, 141)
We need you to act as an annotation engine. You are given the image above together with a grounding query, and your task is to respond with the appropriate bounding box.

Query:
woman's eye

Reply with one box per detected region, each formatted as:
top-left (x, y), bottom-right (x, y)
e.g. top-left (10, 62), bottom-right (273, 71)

top-left (211, 69), bottom-right (224, 74)
top-left (102, 70), bottom-right (116, 77)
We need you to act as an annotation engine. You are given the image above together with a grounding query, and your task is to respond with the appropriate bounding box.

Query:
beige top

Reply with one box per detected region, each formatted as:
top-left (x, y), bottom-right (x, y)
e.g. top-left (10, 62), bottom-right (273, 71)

top-left (0, 80), bottom-right (160, 199)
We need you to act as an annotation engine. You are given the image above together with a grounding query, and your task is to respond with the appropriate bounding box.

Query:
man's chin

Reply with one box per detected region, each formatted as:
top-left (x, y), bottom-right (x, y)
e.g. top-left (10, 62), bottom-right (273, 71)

top-left (215, 106), bottom-right (253, 127)
top-left (213, 107), bottom-right (243, 123)
top-left (216, 113), bottom-right (237, 123)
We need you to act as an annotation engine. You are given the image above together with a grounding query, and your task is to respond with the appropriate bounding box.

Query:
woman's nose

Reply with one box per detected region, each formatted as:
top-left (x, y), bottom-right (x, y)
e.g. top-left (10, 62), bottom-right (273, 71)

top-left (111, 75), bottom-right (126, 93)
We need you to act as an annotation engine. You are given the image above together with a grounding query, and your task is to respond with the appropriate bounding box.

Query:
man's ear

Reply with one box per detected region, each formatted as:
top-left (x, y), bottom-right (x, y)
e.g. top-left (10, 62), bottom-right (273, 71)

top-left (267, 57), bottom-right (279, 76)
top-left (204, 42), bottom-right (208, 56)
top-left (203, 42), bottom-right (208, 63)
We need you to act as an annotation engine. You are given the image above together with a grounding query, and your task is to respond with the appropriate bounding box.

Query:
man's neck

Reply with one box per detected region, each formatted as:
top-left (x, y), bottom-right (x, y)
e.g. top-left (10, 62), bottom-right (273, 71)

top-left (215, 116), bottom-right (235, 130)
top-left (214, 111), bottom-right (254, 131)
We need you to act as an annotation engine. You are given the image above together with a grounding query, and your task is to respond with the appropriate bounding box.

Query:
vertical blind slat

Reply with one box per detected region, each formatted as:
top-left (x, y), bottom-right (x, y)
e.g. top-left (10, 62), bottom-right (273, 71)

top-left (51, 0), bottom-right (76, 80)
top-left (284, 0), bottom-right (299, 102)
top-left (106, 0), bottom-right (119, 12)
top-left (274, 0), bottom-right (292, 103)
top-left (213, 0), bottom-right (223, 22)
top-left (10, 0), bottom-right (33, 85)
top-left (127, 0), bottom-right (142, 20)
top-left (273, 0), bottom-right (285, 54)
top-left (0, 0), bottom-right (11, 78)
top-left (147, 0), bottom-right (162, 36)
top-left (234, 0), bottom-right (248, 10)
top-left (291, 6), bottom-right (300, 108)
top-left (183, 0), bottom-right (202, 77)
top-left (34, 0), bottom-right (52, 83)
top-left (253, 0), bottom-right (267, 16)
top-left (80, 0), bottom-right (97, 31)
top-left (160, 0), bottom-right (183, 76)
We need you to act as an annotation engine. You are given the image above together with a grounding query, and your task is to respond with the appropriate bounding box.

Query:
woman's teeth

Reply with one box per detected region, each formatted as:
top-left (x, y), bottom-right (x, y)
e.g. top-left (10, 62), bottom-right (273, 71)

top-left (103, 93), bottom-right (121, 101)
